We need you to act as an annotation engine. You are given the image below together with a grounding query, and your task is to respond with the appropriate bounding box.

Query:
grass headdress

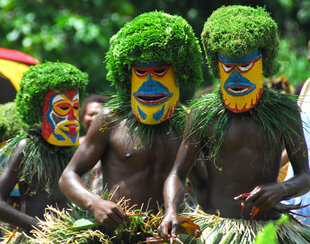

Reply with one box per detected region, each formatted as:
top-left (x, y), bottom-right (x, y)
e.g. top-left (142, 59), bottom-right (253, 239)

top-left (15, 62), bottom-right (88, 128)
top-left (105, 11), bottom-right (203, 96)
top-left (201, 5), bottom-right (279, 78)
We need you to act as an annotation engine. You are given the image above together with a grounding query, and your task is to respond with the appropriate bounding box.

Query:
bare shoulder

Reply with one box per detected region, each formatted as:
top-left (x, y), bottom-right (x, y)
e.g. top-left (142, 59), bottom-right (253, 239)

top-left (84, 107), bottom-right (120, 143)
top-left (93, 107), bottom-right (119, 128)
top-left (7, 138), bottom-right (29, 169)
top-left (0, 138), bottom-right (30, 191)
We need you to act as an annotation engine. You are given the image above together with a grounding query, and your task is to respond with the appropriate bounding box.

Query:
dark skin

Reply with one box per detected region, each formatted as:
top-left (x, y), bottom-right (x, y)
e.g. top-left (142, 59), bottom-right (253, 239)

top-left (0, 138), bottom-right (67, 233)
top-left (159, 108), bottom-right (310, 237)
top-left (59, 107), bottom-right (208, 228)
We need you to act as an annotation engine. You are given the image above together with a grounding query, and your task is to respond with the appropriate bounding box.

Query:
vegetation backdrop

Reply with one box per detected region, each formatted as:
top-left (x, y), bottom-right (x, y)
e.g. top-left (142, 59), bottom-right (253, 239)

top-left (0, 0), bottom-right (309, 101)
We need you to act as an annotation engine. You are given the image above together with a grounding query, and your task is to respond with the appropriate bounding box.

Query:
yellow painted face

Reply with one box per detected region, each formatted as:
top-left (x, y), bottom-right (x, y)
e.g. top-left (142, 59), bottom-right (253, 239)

top-left (42, 89), bottom-right (80, 146)
top-left (131, 62), bottom-right (179, 124)
top-left (218, 49), bottom-right (263, 113)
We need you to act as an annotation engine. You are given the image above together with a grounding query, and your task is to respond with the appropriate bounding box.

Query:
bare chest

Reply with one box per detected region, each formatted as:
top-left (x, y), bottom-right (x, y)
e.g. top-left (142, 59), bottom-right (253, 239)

top-left (223, 115), bottom-right (266, 149)
top-left (106, 122), bottom-right (181, 172)
top-left (205, 114), bottom-right (282, 179)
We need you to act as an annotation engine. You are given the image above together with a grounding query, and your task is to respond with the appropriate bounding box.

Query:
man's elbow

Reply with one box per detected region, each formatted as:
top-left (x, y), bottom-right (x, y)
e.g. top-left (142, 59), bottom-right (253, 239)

top-left (58, 169), bottom-right (69, 192)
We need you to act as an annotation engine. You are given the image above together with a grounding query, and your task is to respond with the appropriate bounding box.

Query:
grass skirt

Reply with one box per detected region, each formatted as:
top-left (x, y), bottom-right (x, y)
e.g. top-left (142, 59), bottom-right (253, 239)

top-left (181, 208), bottom-right (310, 244)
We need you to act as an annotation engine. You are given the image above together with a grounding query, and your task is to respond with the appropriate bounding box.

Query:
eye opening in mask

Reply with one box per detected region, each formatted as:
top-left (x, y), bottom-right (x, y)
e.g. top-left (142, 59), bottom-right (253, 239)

top-left (153, 67), bottom-right (168, 76)
top-left (59, 106), bottom-right (69, 111)
top-left (219, 57), bottom-right (261, 74)
top-left (237, 62), bottom-right (254, 72)
top-left (133, 64), bottom-right (170, 78)
top-left (135, 69), bottom-right (148, 76)
top-left (221, 63), bottom-right (234, 73)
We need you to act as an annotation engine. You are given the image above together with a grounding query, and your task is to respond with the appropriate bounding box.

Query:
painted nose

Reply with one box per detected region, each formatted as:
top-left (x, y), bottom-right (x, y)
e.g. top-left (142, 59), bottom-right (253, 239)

top-left (228, 69), bottom-right (240, 82)
top-left (67, 107), bottom-right (76, 120)
top-left (146, 74), bottom-right (155, 87)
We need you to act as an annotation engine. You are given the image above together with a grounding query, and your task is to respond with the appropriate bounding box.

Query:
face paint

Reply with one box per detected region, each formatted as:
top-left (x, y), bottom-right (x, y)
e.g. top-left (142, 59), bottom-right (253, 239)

top-left (42, 89), bottom-right (80, 146)
top-left (131, 62), bottom-right (179, 124)
top-left (218, 49), bottom-right (263, 113)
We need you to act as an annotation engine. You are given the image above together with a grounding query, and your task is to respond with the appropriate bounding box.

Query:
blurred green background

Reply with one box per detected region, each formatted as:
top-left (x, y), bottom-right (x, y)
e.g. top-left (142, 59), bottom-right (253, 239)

top-left (1, 0), bottom-right (309, 101)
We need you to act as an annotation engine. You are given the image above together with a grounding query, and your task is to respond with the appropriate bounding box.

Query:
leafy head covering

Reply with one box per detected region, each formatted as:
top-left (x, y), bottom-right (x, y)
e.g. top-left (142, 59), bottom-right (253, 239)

top-left (105, 11), bottom-right (203, 95)
top-left (201, 5), bottom-right (279, 78)
top-left (15, 62), bottom-right (89, 127)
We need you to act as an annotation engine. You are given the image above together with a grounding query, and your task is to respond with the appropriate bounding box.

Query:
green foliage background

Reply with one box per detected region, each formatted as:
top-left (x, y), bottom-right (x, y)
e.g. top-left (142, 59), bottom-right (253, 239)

top-left (0, 0), bottom-right (309, 100)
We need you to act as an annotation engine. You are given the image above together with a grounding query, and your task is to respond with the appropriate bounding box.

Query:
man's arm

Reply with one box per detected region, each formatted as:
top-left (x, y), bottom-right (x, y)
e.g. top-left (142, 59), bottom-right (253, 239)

top-left (0, 139), bottom-right (39, 232)
top-left (247, 110), bottom-right (310, 209)
top-left (281, 110), bottom-right (310, 198)
top-left (158, 115), bottom-right (202, 237)
top-left (188, 154), bottom-right (208, 212)
top-left (59, 109), bottom-right (128, 227)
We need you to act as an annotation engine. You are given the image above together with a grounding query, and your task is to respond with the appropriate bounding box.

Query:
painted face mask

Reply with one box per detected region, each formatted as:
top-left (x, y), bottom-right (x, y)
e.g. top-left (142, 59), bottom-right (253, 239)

top-left (218, 49), bottom-right (263, 113)
top-left (42, 89), bottom-right (80, 146)
top-left (131, 62), bottom-right (179, 124)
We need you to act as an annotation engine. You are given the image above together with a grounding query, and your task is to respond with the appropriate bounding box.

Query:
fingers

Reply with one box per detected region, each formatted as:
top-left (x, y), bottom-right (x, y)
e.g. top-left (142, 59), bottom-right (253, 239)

top-left (94, 202), bottom-right (128, 227)
top-left (255, 195), bottom-right (278, 209)
top-left (171, 222), bottom-right (180, 236)
top-left (244, 186), bottom-right (279, 209)
top-left (158, 223), bottom-right (169, 237)
top-left (245, 187), bottom-right (261, 203)
top-left (158, 218), bottom-right (179, 238)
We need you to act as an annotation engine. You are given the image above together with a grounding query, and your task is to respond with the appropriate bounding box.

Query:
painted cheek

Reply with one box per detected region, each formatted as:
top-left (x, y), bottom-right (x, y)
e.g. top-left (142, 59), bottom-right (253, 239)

top-left (242, 60), bottom-right (263, 86)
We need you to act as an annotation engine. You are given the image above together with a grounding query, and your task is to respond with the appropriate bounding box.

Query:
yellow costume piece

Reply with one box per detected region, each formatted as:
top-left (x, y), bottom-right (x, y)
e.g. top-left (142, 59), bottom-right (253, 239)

top-left (218, 50), bottom-right (263, 113)
top-left (131, 64), bottom-right (179, 125)
top-left (0, 59), bottom-right (31, 91)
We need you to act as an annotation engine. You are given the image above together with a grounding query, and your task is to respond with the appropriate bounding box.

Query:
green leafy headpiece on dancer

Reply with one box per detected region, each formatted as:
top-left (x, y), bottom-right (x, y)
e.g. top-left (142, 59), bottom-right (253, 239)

top-left (16, 62), bottom-right (88, 128)
top-left (105, 11), bottom-right (203, 126)
top-left (2, 62), bottom-right (88, 194)
top-left (201, 5), bottom-right (279, 79)
top-left (188, 5), bottom-right (300, 164)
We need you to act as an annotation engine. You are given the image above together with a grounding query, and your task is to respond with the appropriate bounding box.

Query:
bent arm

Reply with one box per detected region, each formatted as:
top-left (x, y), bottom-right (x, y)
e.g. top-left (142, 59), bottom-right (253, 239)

top-left (59, 110), bottom-right (110, 210)
top-left (159, 116), bottom-right (202, 237)
top-left (247, 111), bottom-right (310, 209)
top-left (164, 140), bottom-right (201, 214)
top-left (59, 110), bottom-right (127, 227)
top-left (0, 139), bottom-right (39, 231)
top-left (282, 114), bottom-right (310, 199)
top-left (188, 154), bottom-right (208, 212)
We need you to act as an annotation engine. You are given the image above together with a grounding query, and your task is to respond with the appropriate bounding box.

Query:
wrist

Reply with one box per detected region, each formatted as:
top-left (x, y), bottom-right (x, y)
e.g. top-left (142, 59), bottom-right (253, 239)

top-left (86, 193), bottom-right (102, 212)
top-left (280, 183), bottom-right (289, 199)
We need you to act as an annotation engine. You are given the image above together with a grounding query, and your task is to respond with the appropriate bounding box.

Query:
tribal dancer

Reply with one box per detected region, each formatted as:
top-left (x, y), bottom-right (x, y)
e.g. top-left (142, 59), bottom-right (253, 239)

top-left (59, 11), bottom-right (208, 233)
top-left (0, 62), bottom-right (88, 240)
top-left (158, 5), bottom-right (310, 243)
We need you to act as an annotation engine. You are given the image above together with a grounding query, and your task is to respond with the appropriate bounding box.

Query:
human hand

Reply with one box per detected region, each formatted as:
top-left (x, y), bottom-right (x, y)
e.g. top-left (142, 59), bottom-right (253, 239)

top-left (234, 183), bottom-right (285, 209)
top-left (157, 211), bottom-right (180, 238)
top-left (234, 183), bottom-right (285, 221)
top-left (244, 183), bottom-right (285, 210)
top-left (90, 198), bottom-right (129, 227)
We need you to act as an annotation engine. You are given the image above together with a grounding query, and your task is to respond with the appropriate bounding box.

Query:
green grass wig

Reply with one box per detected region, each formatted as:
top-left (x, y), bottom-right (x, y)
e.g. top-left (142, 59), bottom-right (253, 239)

top-left (201, 5), bottom-right (279, 78)
top-left (15, 62), bottom-right (88, 127)
top-left (105, 11), bottom-right (203, 96)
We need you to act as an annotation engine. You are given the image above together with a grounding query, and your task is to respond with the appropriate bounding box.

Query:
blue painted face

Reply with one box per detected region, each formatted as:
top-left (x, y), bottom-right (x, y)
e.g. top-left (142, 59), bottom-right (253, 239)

top-left (133, 74), bottom-right (173, 106)
top-left (218, 49), bottom-right (263, 112)
top-left (131, 62), bottom-right (179, 124)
